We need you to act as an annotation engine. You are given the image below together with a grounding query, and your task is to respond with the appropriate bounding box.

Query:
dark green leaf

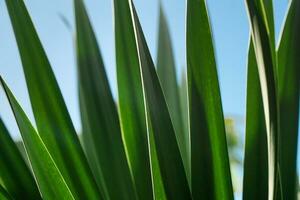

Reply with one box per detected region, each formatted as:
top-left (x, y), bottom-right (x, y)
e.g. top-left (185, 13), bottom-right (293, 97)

top-left (0, 117), bottom-right (41, 200)
top-left (130, 2), bottom-right (191, 199)
top-left (277, 1), bottom-right (300, 199)
top-left (0, 184), bottom-right (13, 200)
top-left (4, 0), bottom-right (101, 198)
top-left (243, 41), bottom-right (268, 200)
top-left (187, 0), bottom-right (234, 199)
top-left (245, 0), bottom-right (280, 198)
top-left (1, 78), bottom-right (75, 200)
top-left (261, 0), bottom-right (276, 75)
top-left (74, 0), bottom-right (137, 199)
top-left (148, 113), bottom-right (167, 200)
top-left (179, 71), bottom-right (189, 160)
top-left (114, 0), bottom-right (153, 199)
top-left (157, 6), bottom-right (189, 179)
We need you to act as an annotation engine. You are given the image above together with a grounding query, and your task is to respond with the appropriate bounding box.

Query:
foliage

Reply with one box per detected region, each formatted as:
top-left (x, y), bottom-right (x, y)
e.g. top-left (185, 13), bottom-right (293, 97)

top-left (0, 0), bottom-right (299, 199)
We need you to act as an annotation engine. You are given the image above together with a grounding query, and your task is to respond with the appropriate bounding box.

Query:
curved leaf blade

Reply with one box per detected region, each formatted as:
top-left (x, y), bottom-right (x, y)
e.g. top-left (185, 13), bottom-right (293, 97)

top-left (113, 0), bottom-right (153, 198)
top-left (179, 71), bottom-right (189, 158)
top-left (261, 0), bottom-right (276, 75)
top-left (148, 123), bottom-right (167, 200)
top-left (186, 0), bottom-right (234, 199)
top-left (243, 41), bottom-right (268, 200)
top-left (277, 1), bottom-right (300, 199)
top-left (74, 0), bottom-right (137, 199)
top-left (0, 184), bottom-right (13, 200)
top-left (129, 2), bottom-right (191, 199)
top-left (0, 118), bottom-right (41, 200)
top-left (157, 7), bottom-right (189, 179)
top-left (4, 0), bottom-right (101, 199)
top-left (245, 1), bottom-right (280, 199)
top-left (1, 78), bottom-right (75, 200)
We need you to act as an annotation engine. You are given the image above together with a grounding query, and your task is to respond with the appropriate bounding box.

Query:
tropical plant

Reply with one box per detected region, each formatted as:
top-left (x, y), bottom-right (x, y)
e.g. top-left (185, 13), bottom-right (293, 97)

top-left (0, 0), bottom-right (299, 200)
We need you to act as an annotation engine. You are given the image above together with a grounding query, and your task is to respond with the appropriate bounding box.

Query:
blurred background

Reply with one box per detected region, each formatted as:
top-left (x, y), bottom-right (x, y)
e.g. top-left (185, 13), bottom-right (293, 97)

top-left (0, 0), bottom-right (298, 199)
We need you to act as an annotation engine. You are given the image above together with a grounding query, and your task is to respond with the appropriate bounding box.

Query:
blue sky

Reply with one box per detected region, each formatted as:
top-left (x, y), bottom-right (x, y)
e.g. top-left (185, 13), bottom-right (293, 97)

top-left (0, 0), bottom-right (297, 195)
top-left (0, 0), bottom-right (288, 134)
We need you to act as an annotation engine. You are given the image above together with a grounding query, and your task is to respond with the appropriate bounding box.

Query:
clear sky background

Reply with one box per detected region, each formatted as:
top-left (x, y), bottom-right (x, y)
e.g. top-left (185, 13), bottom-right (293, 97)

top-left (0, 0), bottom-right (297, 197)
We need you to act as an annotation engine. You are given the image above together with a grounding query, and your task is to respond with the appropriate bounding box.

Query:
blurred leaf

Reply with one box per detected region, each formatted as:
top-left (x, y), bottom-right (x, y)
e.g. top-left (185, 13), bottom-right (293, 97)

top-left (0, 184), bottom-right (12, 200)
top-left (58, 13), bottom-right (72, 32)
top-left (243, 41), bottom-right (268, 200)
top-left (4, 0), bottom-right (101, 199)
top-left (179, 71), bottom-right (189, 159)
top-left (277, 1), bottom-right (300, 199)
top-left (130, 2), bottom-right (191, 199)
top-left (74, 0), bottom-right (137, 199)
top-left (225, 118), bottom-right (239, 150)
top-left (113, 0), bottom-right (153, 198)
top-left (0, 118), bottom-right (41, 200)
top-left (1, 78), bottom-right (75, 200)
top-left (245, 0), bottom-right (280, 198)
top-left (187, 0), bottom-right (233, 199)
top-left (157, 6), bottom-right (189, 179)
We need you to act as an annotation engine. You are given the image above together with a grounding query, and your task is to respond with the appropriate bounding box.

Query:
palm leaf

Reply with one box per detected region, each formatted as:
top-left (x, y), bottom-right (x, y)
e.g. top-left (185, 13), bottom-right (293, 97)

top-left (0, 184), bottom-right (13, 200)
top-left (245, 0), bottom-right (280, 199)
top-left (1, 78), bottom-right (75, 200)
top-left (277, 1), bottom-right (300, 199)
top-left (113, 0), bottom-right (153, 198)
top-left (148, 120), bottom-right (167, 200)
top-left (74, 0), bottom-right (137, 199)
top-left (187, 0), bottom-right (234, 199)
top-left (243, 41), bottom-right (268, 200)
top-left (129, 2), bottom-right (191, 199)
top-left (157, 6), bottom-right (189, 179)
top-left (4, 0), bottom-right (101, 198)
top-left (0, 117), bottom-right (41, 200)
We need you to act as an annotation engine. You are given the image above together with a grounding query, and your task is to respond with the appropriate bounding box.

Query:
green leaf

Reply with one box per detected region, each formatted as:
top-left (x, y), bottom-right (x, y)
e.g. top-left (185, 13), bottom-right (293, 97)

top-left (15, 139), bottom-right (30, 166)
top-left (179, 72), bottom-right (190, 186)
top-left (0, 118), bottom-right (41, 200)
top-left (156, 6), bottom-right (189, 180)
top-left (0, 184), bottom-right (13, 200)
top-left (113, 0), bottom-right (153, 199)
top-left (148, 125), bottom-right (167, 200)
top-left (277, 1), bottom-right (300, 199)
top-left (261, 0), bottom-right (276, 75)
top-left (74, 0), bottom-right (137, 199)
top-left (186, 0), bottom-right (234, 199)
top-left (243, 41), bottom-right (268, 200)
top-left (129, 2), bottom-right (191, 199)
top-left (245, 0), bottom-right (280, 199)
top-left (4, 0), bottom-right (101, 199)
top-left (179, 70), bottom-right (189, 152)
top-left (1, 78), bottom-right (75, 200)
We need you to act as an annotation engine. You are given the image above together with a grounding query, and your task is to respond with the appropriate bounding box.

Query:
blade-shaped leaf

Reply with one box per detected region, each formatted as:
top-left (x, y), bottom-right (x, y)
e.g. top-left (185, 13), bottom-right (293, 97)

top-left (4, 0), bottom-right (101, 199)
top-left (179, 71), bottom-right (189, 158)
top-left (277, 1), bottom-right (300, 199)
top-left (261, 0), bottom-right (276, 75)
top-left (1, 78), bottom-right (75, 200)
top-left (186, 0), bottom-right (234, 199)
top-left (148, 122), bottom-right (167, 200)
top-left (156, 6), bottom-right (189, 179)
top-left (243, 41), bottom-right (268, 200)
top-left (113, 0), bottom-right (153, 199)
top-left (245, 1), bottom-right (279, 199)
top-left (0, 184), bottom-right (13, 200)
top-left (0, 118), bottom-right (41, 200)
top-left (74, 0), bottom-right (137, 199)
top-left (15, 140), bottom-right (29, 165)
top-left (129, 2), bottom-right (191, 199)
